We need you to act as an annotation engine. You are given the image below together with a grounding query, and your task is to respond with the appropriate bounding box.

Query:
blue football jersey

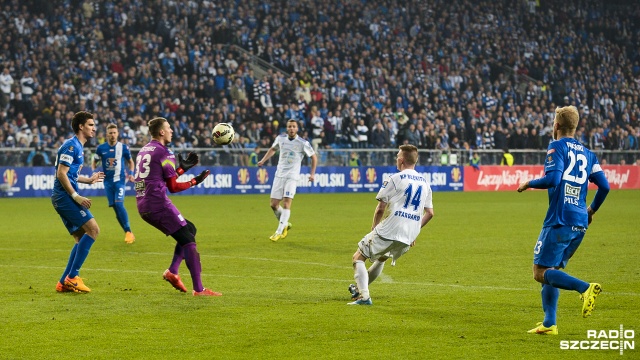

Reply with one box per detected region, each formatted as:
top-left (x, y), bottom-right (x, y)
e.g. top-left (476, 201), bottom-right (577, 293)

top-left (52, 136), bottom-right (84, 197)
top-left (94, 142), bottom-right (132, 183)
top-left (542, 137), bottom-right (603, 227)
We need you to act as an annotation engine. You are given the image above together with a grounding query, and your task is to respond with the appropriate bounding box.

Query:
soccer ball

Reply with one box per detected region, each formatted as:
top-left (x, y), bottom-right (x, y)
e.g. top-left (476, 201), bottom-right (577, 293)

top-left (212, 123), bottom-right (235, 145)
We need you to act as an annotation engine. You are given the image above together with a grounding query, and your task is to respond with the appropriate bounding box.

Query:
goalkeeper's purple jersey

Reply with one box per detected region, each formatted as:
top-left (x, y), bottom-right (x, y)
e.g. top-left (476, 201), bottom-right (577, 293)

top-left (133, 139), bottom-right (177, 213)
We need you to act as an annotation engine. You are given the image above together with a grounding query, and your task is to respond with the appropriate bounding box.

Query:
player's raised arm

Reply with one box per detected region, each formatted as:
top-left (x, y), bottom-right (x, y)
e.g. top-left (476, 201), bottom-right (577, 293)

top-left (165, 170), bottom-right (210, 193)
top-left (257, 147), bottom-right (277, 167)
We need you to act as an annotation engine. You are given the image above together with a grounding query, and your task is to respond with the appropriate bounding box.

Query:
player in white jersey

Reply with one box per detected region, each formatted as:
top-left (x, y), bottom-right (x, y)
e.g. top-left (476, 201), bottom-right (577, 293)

top-left (348, 145), bottom-right (434, 305)
top-left (258, 120), bottom-right (317, 241)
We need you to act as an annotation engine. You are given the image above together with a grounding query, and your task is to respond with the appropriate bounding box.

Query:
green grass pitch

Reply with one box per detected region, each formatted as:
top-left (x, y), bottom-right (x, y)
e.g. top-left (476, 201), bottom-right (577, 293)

top-left (0, 190), bottom-right (638, 359)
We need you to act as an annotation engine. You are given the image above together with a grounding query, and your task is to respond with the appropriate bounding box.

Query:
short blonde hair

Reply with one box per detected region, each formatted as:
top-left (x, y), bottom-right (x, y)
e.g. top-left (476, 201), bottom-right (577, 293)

top-left (555, 106), bottom-right (579, 134)
top-left (399, 144), bottom-right (418, 166)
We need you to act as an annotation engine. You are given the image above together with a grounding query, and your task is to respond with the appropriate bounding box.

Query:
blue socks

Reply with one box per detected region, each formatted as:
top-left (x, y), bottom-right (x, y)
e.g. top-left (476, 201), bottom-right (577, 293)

top-left (113, 202), bottom-right (131, 232)
top-left (67, 234), bottom-right (95, 278)
top-left (540, 269), bottom-right (590, 327)
top-left (544, 269), bottom-right (590, 293)
top-left (541, 284), bottom-right (559, 327)
top-left (60, 243), bottom-right (78, 283)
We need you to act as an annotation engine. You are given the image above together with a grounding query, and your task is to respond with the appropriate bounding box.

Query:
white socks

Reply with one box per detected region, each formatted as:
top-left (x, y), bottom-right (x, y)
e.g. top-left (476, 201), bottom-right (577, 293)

top-left (354, 260), bottom-right (370, 300)
top-left (273, 206), bottom-right (283, 220)
top-left (276, 209), bottom-right (290, 234)
top-left (367, 260), bottom-right (385, 284)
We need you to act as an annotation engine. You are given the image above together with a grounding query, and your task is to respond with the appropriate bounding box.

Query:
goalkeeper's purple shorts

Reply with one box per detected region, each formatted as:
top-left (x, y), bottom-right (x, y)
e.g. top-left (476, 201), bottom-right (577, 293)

top-left (139, 204), bottom-right (187, 236)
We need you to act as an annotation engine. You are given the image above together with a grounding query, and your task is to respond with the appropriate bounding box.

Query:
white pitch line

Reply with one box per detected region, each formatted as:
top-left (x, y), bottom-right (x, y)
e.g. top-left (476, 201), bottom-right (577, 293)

top-left (1, 263), bottom-right (639, 296)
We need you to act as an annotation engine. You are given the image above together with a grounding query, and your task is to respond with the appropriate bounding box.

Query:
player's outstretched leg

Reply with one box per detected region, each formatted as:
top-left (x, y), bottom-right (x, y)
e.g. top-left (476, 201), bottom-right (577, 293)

top-left (581, 283), bottom-right (602, 318)
top-left (367, 260), bottom-right (385, 284)
top-left (544, 269), bottom-right (597, 317)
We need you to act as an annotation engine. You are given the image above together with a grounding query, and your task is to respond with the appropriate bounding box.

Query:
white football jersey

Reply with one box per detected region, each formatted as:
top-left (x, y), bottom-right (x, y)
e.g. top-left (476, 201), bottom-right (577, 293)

top-left (374, 169), bottom-right (433, 245)
top-left (271, 134), bottom-right (315, 179)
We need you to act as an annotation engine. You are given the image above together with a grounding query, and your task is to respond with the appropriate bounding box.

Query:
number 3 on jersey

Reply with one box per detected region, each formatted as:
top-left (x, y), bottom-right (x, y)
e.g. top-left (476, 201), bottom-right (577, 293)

top-left (403, 184), bottom-right (423, 211)
top-left (134, 153), bottom-right (152, 179)
top-left (562, 150), bottom-right (587, 184)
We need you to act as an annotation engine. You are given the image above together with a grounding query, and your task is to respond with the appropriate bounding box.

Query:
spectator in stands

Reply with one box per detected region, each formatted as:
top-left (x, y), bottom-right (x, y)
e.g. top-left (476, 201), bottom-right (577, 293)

top-left (0, 0), bottom-right (637, 170)
top-left (501, 148), bottom-right (514, 166)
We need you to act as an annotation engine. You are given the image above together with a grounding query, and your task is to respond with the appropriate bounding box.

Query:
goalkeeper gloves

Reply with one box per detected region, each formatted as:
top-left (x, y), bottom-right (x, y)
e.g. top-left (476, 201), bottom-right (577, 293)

top-left (176, 152), bottom-right (199, 175)
top-left (190, 170), bottom-right (210, 187)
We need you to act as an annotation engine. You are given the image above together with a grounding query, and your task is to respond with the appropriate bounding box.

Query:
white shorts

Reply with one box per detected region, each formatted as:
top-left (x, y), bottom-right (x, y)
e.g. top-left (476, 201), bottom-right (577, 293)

top-left (357, 231), bottom-right (410, 265)
top-left (270, 176), bottom-right (298, 200)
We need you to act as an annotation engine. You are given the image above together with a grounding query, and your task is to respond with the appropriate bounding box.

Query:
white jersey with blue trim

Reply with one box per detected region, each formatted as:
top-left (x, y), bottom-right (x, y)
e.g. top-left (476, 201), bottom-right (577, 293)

top-left (374, 169), bottom-right (433, 245)
top-left (94, 142), bottom-right (132, 183)
top-left (271, 134), bottom-right (315, 179)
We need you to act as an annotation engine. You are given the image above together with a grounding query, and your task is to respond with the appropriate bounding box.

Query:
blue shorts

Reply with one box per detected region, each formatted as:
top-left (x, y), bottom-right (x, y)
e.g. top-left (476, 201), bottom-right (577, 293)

top-left (533, 225), bottom-right (586, 268)
top-left (52, 194), bottom-right (94, 235)
top-left (104, 180), bottom-right (126, 207)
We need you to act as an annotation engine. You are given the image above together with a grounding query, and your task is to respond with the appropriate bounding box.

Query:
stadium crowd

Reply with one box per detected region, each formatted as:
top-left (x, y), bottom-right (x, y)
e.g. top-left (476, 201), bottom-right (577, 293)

top-left (0, 0), bottom-right (639, 166)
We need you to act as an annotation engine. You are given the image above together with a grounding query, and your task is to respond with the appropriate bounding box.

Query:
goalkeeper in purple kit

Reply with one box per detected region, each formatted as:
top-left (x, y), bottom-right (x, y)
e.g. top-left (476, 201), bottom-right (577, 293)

top-left (133, 117), bottom-right (221, 296)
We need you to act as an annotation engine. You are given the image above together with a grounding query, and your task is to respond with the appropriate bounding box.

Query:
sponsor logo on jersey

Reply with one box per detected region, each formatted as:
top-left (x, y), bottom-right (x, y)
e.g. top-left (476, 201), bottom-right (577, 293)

top-left (60, 154), bottom-right (74, 164)
top-left (237, 168), bottom-right (250, 184)
top-left (564, 183), bottom-right (581, 205)
top-left (547, 148), bottom-right (555, 154)
top-left (564, 183), bottom-right (580, 197)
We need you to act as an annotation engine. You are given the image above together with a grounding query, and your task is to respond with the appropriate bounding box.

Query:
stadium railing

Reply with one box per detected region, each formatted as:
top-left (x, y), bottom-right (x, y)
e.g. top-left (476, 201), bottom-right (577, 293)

top-left (1, 148), bottom-right (638, 168)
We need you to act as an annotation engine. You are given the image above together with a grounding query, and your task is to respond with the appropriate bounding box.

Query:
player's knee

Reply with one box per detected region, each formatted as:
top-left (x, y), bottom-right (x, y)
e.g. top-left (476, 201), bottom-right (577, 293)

top-left (352, 251), bottom-right (366, 263)
top-left (171, 226), bottom-right (195, 246)
top-left (533, 269), bottom-right (546, 283)
top-left (186, 220), bottom-right (197, 236)
top-left (87, 227), bottom-right (100, 240)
